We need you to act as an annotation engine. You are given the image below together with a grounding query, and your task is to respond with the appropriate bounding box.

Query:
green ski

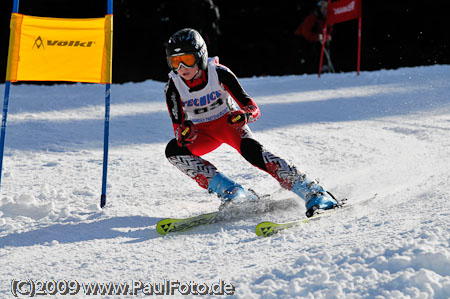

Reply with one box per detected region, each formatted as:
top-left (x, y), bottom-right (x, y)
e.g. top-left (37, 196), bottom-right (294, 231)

top-left (156, 196), bottom-right (299, 235)
top-left (255, 194), bottom-right (377, 237)
top-left (156, 211), bottom-right (220, 235)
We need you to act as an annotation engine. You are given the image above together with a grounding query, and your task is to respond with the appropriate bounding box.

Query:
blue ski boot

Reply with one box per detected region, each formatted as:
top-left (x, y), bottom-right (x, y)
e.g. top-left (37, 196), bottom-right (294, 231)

top-left (291, 177), bottom-right (338, 217)
top-left (208, 173), bottom-right (258, 208)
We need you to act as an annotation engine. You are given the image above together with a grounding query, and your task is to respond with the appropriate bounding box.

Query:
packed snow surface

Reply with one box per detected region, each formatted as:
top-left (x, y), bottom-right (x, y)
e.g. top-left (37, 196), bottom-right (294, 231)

top-left (1, 65), bottom-right (449, 298)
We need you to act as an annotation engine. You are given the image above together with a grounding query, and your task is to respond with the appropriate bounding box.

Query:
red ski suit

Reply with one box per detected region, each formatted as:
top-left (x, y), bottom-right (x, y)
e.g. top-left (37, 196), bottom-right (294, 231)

top-left (165, 58), bottom-right (302, 191)
top-left (165, 58), bottom-right (260, 156)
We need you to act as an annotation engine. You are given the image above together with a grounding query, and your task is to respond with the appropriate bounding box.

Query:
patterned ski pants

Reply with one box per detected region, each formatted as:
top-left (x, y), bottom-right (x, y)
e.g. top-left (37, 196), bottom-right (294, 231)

top-left (165, 115), bottom-right (308, 192)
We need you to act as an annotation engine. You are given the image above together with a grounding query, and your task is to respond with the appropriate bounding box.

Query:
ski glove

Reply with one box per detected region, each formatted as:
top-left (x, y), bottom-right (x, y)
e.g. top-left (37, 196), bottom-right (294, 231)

top-left (228, 110), bottom-right (249, 129)
top-left (176, 120), bottom-right (198, 146)
top-left (227, 105), bottom-right (260, 129)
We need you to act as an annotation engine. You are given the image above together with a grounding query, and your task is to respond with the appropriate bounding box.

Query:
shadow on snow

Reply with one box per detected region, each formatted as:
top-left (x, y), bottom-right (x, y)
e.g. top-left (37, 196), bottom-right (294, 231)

top-left (0, 215), bottom-right (161, 247)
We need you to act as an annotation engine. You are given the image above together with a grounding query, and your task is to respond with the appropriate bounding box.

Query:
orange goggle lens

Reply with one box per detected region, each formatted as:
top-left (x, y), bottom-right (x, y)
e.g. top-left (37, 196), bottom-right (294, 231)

top-left (167, 54), bottom-right (197, 70)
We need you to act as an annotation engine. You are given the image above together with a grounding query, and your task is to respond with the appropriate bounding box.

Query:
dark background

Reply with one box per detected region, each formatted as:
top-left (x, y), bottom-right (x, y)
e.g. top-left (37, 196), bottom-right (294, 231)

top-left (0, 0), bottom-right (448, 83)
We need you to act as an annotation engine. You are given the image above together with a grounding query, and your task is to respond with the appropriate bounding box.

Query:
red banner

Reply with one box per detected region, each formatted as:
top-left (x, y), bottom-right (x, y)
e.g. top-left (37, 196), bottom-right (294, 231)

top-left (319, 0), bottom-right (362, 77)
top-left (326, 0), bottom-right (361, 25)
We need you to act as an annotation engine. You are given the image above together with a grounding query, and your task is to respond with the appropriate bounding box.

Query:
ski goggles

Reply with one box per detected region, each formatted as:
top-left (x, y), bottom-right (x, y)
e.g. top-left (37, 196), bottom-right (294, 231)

top-left (167, 53), bottom-right (197, 71)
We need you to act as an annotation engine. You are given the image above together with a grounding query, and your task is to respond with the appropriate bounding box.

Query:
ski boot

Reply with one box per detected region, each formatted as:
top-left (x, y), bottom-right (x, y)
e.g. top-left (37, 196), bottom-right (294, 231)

top-left (207, 173), bottom-right (258, 209)
top-left (291, 178), bottom-right (338, 217)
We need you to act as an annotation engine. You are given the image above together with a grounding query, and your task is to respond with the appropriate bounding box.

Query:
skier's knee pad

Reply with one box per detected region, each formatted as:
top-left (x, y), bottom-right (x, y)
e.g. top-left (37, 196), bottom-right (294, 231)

top-left (165, 138), bottom-right (192, 158)
top-left (240, 138), bottom-right (267, 170)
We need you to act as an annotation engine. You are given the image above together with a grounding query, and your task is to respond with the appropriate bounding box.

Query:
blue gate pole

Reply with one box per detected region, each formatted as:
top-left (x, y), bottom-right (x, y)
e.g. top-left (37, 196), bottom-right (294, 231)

top-left (0, 82), bottom-right (12, 190)
top-left (0, 0), bottom-right (20, 191)
top-left (100, 0), bottom-right (113, 208)
top-left (100, 84), bottom-right (110, 208)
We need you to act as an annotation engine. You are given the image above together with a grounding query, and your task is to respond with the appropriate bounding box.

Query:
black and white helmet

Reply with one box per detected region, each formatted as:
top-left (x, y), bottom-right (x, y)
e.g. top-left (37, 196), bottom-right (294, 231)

top-left (166, 28), bottom-right (208, 70)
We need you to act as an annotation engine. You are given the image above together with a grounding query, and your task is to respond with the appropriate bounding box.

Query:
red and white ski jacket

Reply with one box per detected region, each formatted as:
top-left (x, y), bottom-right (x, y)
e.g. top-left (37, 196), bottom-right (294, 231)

top-left (165, 57), bottom-right (260, 136)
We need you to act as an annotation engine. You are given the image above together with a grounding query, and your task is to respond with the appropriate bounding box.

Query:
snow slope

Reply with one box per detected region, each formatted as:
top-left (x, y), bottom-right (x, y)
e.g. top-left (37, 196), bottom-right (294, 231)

top-left (1, 65), bottom-right (449, 298)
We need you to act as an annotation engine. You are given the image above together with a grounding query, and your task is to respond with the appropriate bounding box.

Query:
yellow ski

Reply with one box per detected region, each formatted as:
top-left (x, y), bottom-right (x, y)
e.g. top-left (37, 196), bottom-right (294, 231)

top-left (255, 194), bottom-right (377, 237)
top-left (156, 211), bottom-right (219, 235)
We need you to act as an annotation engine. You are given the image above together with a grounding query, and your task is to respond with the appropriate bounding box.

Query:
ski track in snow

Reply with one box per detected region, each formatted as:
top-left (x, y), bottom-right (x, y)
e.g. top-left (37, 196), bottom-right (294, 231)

top-left (1, 65), bottom-right (449, 298)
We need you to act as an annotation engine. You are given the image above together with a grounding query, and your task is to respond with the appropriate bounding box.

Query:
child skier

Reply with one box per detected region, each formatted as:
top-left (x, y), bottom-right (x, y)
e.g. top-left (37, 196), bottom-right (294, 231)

top-left (164, 28), bottom-right (338, 217)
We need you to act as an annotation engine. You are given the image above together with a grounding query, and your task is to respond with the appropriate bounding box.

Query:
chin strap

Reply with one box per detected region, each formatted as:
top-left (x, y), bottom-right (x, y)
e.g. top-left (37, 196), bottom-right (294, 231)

top-left (184, 69), bottom-right (205, 89)
top-left (192, 69), bottom-right (201, 79)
